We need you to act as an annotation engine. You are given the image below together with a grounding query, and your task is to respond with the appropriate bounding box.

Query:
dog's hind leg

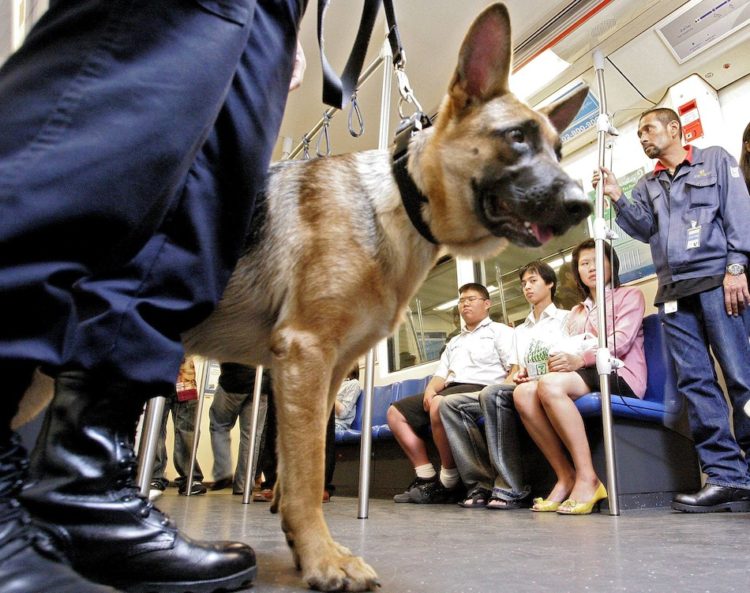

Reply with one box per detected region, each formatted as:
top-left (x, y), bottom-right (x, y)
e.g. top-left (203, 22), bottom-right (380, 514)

top-left (271, 324), bottom-right (379, 592)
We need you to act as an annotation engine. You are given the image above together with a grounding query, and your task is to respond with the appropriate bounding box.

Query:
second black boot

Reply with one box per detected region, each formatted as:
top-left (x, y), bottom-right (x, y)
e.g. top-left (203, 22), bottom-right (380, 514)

top-left (21, 370), bottom-right (256, 593)
top-left (0, 434), bottom-right (123, 593)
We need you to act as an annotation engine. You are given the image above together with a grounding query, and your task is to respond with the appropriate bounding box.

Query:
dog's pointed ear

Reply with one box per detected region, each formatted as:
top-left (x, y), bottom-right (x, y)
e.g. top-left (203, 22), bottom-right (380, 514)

top-left (449, 3), bottom-right (512, 111)
top-left (541, 86), bottom-right (589, 133)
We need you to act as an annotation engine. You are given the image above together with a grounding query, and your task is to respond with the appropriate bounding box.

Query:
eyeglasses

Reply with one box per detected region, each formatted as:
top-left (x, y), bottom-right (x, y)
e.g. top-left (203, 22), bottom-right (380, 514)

top-left (458, 296), bottom-right (486, 305)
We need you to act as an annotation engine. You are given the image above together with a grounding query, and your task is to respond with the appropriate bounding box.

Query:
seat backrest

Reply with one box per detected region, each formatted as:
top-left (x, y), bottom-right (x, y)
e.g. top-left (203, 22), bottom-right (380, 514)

top-left (641, 314), bottom-right (680, 412)
top-left (350, 388), bottom-right (365, 431)
top-left (398, 376), bottom-right (430, 399)
top-left (371, 383), bottom-right (399, 426)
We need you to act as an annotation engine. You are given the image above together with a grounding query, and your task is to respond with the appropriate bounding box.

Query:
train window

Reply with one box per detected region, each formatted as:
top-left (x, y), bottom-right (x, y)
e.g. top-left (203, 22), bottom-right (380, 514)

top-left (482, 221), bottom-right (589, 326)
top-left (386, 256), bottom-right (459, 372)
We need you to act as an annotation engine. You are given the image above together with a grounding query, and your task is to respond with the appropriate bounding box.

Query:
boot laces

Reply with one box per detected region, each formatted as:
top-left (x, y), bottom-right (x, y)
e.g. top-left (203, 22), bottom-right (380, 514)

top-left (1, 439), bottom-right (68, 563)
top-left (116, 439), bottom-right (174, 527)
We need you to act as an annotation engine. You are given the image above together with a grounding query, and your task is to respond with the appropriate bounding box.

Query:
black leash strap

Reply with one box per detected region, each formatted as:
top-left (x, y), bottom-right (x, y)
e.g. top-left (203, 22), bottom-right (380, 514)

top-left (318, 0), bottom-right (382, 109)
top-left (382, 0), bottom-right (405, 67)
top-left (315, 1), bottom-right (435, 244)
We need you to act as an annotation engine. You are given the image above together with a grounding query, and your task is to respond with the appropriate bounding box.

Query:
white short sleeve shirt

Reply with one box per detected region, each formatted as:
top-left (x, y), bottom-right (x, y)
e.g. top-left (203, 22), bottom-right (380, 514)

top-left (510, 303), bottom-right (569, 378)
top-left (434, 316), bottom-right (514, 386)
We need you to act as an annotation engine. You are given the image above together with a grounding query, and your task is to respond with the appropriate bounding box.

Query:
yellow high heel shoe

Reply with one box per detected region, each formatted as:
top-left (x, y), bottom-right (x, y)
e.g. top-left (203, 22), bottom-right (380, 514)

top-left (556, 482), bottom-right (608, 515)
top-left (531, 497), bottom-right (561, 512)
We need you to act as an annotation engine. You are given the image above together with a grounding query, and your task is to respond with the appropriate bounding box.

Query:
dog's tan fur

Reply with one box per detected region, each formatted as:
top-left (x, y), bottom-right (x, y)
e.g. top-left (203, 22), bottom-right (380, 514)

top-left (16, 4), bottom-right (590, 591)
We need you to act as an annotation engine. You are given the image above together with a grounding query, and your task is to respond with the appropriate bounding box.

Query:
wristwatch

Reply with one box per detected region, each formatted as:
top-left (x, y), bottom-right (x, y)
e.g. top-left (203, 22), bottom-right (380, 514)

top-left (726, 263), bottom-right (746, 276)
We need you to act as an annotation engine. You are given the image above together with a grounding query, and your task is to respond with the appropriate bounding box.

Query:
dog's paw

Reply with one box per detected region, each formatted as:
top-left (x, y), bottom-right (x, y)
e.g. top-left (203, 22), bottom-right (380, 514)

top-left (303, 547), bottom-right (379, 591)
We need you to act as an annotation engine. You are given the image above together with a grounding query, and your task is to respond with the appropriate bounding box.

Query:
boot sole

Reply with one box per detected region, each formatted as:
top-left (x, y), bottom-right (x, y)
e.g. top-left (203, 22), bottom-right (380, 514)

top-left (671, 500), bottom-right (750, 513)
top-left (117, 564), bottom-right (257, 593)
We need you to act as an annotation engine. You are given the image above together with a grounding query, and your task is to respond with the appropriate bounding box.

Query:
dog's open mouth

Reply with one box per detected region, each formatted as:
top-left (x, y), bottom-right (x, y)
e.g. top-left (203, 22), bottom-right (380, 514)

top-left (472, 176), bottom-right (590, 248)
top-left (476, 194), bottom-right (556, 248)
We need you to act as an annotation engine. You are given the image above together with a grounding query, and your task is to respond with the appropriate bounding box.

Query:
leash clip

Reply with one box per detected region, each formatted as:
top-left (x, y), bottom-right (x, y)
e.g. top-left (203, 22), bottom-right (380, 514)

top-left (396, 66), bottom-right (424, 120)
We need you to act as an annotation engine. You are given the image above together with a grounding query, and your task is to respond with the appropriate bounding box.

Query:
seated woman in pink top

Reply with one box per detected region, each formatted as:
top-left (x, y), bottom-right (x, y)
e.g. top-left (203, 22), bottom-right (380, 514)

top-left (513, 238), bottom-right (646, 515)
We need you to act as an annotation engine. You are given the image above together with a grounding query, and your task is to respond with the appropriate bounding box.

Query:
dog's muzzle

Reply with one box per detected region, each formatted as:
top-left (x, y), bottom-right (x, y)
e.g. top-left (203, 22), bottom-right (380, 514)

top-left (473, 173), bottom-right (591, 248)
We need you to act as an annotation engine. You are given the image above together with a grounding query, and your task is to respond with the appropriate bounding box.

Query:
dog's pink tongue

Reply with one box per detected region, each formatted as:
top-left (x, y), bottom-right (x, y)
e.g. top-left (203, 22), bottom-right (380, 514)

top-left (531, 223), bottom-right (554, 244)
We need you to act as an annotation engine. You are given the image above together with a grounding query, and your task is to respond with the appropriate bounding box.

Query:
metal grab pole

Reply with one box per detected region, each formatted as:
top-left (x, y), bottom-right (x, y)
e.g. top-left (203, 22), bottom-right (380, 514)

top-left (186, 358), bottom-right (208, 497)
top-left (136, 396), bottom-right (167, 497)
top-left (593, 49), bottom-right (620, 516)
top-left (358, 39), bottom-right (393, 520)
top-left (242, 365), bottom-right (266, 505)
top-left (357, 350), bottom-right (376, 519)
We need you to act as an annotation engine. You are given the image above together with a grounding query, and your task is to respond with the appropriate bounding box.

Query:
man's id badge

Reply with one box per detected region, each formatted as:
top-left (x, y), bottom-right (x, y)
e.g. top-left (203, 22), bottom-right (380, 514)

top-left (687, 221), bottom-right (701, 249)
top-left (664, 300), bottom-right (678, 314)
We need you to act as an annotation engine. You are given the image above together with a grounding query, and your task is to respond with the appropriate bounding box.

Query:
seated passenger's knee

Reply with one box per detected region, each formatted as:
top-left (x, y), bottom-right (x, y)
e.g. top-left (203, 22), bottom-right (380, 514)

top-left (536, 377), bottom-right (565, 403)
top-left (386, 404), bottom-right (402, 428)
top-left (512, 384), bottom-right (534, 415)
top-left (428, 397), bottom-right (442, 421)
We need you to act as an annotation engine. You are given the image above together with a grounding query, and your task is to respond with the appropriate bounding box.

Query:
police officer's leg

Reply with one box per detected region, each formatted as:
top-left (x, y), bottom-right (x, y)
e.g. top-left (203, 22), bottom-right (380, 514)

top-left (15, 2), bottom-right (304, 591)
top-left (0, 0), bottom-right (262, 380)
top-left (1, 10), bottom-right (261, 588)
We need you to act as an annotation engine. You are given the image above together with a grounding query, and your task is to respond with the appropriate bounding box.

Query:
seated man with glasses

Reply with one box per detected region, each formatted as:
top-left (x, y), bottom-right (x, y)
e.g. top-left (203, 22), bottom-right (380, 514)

top-left (387, 283), bottom-right (514, 504)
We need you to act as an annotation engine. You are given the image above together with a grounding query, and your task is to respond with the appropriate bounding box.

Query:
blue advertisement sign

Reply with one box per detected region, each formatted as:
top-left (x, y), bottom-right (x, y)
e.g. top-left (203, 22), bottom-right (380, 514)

top-left (561, 91), bottom-right (600, 143)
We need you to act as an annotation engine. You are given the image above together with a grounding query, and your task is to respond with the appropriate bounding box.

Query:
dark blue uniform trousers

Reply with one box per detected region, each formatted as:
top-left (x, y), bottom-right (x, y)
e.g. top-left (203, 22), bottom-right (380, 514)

top-left (0, 0), bottom-right (305, 418)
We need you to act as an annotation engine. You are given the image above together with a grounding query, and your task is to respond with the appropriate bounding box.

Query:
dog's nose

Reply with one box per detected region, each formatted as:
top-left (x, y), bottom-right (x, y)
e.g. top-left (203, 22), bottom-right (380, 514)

top-left (563, 192), bottom-right (592, 224)
top-left (558, 180), bottom-right (591, 223)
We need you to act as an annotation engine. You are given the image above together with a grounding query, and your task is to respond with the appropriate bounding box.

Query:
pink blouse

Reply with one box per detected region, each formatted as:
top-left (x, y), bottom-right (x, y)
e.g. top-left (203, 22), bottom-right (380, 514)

top-left (564, 286), bottom-right (647, 398)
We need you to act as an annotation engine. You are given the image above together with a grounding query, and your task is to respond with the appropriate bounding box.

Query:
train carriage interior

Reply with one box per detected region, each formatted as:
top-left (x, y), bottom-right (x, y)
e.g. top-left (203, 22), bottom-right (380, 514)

top-left (3, 1), bottom-right (750, 592)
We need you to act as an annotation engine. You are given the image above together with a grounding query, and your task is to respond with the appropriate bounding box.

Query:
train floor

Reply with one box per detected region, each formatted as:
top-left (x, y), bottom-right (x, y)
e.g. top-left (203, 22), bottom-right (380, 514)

top-left (156, 488), bottom-right (749, 593)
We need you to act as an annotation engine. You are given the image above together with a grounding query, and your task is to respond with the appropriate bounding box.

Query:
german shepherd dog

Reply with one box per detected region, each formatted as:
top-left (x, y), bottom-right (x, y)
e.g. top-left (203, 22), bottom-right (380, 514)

top-left (182, 3), bottom-right (591, 590)
top-left (18, 3), bottom-right (591, 591)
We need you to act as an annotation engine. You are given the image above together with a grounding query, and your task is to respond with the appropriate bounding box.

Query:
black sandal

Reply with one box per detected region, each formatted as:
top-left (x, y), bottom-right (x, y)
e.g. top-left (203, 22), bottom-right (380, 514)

top-left (486, 494), bottom-right (524, 510)
top-left (458, 487), bottom-right (491, 508)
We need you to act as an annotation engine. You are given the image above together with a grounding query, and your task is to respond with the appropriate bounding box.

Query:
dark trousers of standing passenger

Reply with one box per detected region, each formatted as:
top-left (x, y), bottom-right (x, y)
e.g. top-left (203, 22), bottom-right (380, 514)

top-left (659, 289), bottom-right (750, 488)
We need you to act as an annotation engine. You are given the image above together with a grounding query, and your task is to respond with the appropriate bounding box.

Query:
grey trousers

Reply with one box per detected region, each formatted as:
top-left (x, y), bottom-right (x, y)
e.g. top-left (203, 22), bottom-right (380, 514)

top-left (440, 385), bottom-right (529, 501)
top-left (209, 385), bottom-right (267, 493)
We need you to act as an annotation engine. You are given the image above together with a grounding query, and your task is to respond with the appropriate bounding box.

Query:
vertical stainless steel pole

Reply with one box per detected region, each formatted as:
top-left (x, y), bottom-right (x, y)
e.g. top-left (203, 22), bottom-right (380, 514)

top-left (357, 40), bottom-right (391, 520)
top-left (593, 49), bottom-right (619, 515)
top-left (137, 396), bottom-right (167, 497)
top-left (185, 358), bottom-right (207, 497)
top-left (242, 365), bottom-right (265, 504)
top-left (357, 350), bottom-right (376, 519)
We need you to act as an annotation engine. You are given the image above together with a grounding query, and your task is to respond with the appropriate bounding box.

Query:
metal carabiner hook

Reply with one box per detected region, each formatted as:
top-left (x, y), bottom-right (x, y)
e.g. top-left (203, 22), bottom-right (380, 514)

top-left (395, 66), bottom-right (424, 121)
top-left (348, 94), bottom-right (365, 138)
top-left (316, 112), bottom-right (332, 157)
top-left (302, 134), bottom-right (311, 160)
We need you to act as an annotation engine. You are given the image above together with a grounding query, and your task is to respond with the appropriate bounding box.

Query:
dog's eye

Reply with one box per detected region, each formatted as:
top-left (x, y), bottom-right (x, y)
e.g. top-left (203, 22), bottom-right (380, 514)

top-left (507, 129), bottom-right (526, 144)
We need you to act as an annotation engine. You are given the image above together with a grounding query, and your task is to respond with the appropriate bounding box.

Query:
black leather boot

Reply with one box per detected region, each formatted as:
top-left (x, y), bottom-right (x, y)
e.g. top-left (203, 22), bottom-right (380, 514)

top-left (0, 434), bottom-right (122, 593)
top-left (21, 370), bottom-right (256, 593)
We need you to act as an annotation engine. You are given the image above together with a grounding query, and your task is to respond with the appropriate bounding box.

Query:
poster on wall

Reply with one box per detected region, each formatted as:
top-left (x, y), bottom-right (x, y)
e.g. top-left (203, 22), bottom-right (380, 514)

top-left (202, 360), bottom-right (222, 396)
top-left (589, 167), bottom-right (656, 284)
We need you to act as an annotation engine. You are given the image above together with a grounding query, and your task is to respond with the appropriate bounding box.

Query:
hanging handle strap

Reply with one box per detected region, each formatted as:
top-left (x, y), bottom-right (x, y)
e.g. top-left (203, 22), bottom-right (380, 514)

top-left (318, 0), bottom-right (382, 109)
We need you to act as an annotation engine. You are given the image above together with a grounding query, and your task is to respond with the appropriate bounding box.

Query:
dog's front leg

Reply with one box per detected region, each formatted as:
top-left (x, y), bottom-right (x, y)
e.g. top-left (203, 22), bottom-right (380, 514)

top-left (272, 326), bottom-right (378, 591)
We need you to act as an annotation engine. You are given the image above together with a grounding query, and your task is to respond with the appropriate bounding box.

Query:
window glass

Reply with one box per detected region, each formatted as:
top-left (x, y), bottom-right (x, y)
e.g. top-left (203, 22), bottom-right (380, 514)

top-left (483, 222), bottom-right (590, 326)
top-left (387, 257), bottom-right (459, 372)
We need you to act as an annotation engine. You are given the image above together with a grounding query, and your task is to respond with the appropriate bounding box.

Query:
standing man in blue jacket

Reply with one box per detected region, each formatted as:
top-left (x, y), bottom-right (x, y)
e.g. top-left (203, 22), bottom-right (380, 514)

top-left (595, 107), bottom-right (750, 513)
top-left (0, 1), bottom-right (307, 592)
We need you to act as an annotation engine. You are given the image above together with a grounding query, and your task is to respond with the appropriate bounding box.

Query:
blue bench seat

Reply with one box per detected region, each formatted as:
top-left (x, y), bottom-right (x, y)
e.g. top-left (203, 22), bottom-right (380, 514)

top-left (332, 314), bottom-right (700, 507)
top-left (574, 314), bottom-right (684, 428)
top-left (334, 376), bottom-right (431, 444)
